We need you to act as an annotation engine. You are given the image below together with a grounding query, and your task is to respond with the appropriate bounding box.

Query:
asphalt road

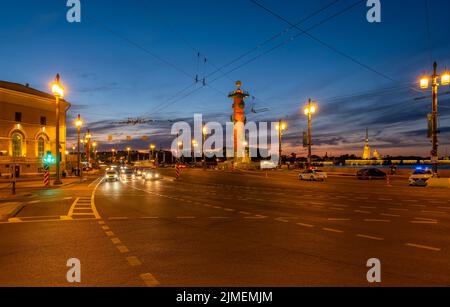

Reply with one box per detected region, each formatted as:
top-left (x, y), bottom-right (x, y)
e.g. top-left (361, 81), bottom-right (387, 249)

top-left (1, 169), bottom-right (449, 286)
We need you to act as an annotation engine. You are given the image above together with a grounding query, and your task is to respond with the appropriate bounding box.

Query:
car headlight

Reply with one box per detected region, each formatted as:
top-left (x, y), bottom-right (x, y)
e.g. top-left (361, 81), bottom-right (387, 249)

top-left (155, 174), bottom-right (159, 178)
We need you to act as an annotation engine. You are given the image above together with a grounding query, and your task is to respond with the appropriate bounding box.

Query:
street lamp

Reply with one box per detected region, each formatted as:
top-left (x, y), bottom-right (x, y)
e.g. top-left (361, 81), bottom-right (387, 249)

top-left (276, 121), bottom-right (287, 168)
top-left (92, 142), bottom-right (97, 161)
top-left (202, 125), bottom-right (208, 169)
top-left (127, 147), bottom-right (131, 164)
top-left (75, 114), bottom-right (83, 177)
top-left (192, 139), bottom-right (198, 164)
top-left (51, 74), bottom-right (64, 185)
top-left (150, 144), bottom-right (156, 161)
top-left (85, 129), bottom-right (92, 164)
top-left (304, 99), bottom-right (317, 167)
top-left (419, 62), bottom-right (450, 175)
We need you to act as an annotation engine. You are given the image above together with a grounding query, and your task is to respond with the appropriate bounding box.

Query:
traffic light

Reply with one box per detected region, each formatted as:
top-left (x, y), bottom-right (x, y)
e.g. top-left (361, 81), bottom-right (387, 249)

top-left (43, 151), bottom-right (56, 165)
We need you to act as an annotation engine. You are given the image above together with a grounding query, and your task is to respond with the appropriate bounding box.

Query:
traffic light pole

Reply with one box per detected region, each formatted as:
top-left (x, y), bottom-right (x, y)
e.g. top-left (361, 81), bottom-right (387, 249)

top-left (431, 62), bottom-right (439, 176)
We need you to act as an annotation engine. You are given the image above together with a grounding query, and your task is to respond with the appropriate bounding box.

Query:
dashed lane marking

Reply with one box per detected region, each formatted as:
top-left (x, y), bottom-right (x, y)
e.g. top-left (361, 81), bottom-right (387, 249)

top-left (381, 213), bottom-right (400, 217)
top-left (411, 221), bottom-right (438, 224)
top-left (354, 210), bottom-right (372, 214)
top-left (105, 231), bottom-right (114, 237)
top-left (357, 234), bottom-right (384, 241)
top-left (328, 218), bottom-right (350, 221)
top-left (140, 273), bottom-right (160, 287)
top-left (364, 219), bottom-right (391, 223)
top-left (111, 238), bottom-right (122, 245)
top-left (422, 210), bottom-right (446, 215)
top-left (322, 228), bottom-right (344, 234)
top-left (117, 245), bottom-right (130, 254)
top-left (126, 256), bottom-right (142, 267)
top-left (297, 222), bottom-right (315, 228)
top-left (405, 243), bottom-right (441, 252)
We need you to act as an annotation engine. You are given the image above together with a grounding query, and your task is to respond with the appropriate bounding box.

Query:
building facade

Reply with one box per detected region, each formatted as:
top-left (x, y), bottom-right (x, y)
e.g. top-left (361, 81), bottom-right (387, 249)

top-left (0, 81), bottom-right (70, 177)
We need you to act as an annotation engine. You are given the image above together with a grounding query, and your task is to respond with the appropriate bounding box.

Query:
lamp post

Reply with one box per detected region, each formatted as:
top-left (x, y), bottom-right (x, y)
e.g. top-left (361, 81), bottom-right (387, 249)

top-left (276, 121), bottom-right (287, 168)
top-left (51, 74), bottom-right (64, 185)
top-left (111, 149), bottom-right (116, 163)
top-left (85, 129), bottom-right (92, 165)
top-left (150, 144), bottom-right (156, 161)
top-left (304, 99), bottom-right (317, 168)
top-left (202, 125), bottom-right (208, 169)
top-left (75, 115), bottom-right (83, 177)
top-left (127, 147), bottom-right (131, 164)
top-left (192, 139), bottom-right (198, 164)
top-left (420, 62), bottom-right (450, 176)
top-left (92, 142), bottom-right (97, 162)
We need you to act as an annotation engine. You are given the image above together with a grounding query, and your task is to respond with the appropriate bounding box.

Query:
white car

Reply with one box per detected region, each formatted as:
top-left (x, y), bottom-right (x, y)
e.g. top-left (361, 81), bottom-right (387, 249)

top-left (299, 169), bottom-right (327, 181)
top-left (409, 168), bottom-right (434, 186)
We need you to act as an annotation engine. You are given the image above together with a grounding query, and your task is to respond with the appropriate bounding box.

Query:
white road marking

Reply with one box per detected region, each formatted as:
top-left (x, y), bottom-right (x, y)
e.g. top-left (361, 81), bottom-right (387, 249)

top-left (405, 243), bottom-right (441, 252)
top-left (297, 222), bottom-right (314, 228)
top-left (357, 234), bottom-right (384, 241)
top-left (381, 213), bottom-right (400, 217)
top-left (140, 273), bottom-right (160, 287)
top-left (364, 219), bottom-right (390, 223)
top-left (328, 218), bottom-right (350, 221)
top-left (322, 228), bottom-right (344, 234)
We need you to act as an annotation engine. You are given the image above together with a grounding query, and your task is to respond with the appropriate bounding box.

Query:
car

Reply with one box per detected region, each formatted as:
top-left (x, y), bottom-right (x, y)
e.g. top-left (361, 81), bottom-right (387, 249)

top-left (409, 168), bottom-right (434, 186)
top-left (135, 168), bottom-right (145, 178)
top-left (143, 169), bottom-right (161, 181)
top-left (356, 168), bottom-right (387, 180)
top-left (299, 169), bottom-right (328, 181)
top-left (120, 168), bottom-right (136, 181)
top-left (104, 169), bottom-right (119, 182)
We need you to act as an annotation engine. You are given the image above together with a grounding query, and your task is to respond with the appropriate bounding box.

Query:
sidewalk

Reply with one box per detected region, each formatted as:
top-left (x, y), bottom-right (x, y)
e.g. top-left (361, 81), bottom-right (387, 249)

top-left (0, 177), bottom-right (81, 200)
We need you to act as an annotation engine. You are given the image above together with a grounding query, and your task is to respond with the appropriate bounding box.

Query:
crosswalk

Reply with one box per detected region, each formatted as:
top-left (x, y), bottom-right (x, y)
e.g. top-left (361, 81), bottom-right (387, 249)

top-left (66, 196), bottom-right (100, 220)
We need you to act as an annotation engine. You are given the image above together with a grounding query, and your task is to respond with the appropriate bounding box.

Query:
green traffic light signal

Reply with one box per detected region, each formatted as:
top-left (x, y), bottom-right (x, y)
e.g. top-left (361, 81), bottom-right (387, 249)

top-left (43, 151), bottom-right (56, 165)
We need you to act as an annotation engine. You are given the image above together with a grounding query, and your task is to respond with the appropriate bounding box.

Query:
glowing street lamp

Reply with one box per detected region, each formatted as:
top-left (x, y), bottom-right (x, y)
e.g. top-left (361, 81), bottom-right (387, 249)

top-left (51, 74), bottom-right (64, 185)
top-left (127, 147), bottom-right (131, 163)
top-left (419, 62), bottom-right (450, 175)
top-left (202, 125), bottom-right (208, 169)
top-left (192, 139), bottom-right (198, 164)
top-left (74, 114), bottom-right (83, 177)
top-left (304, 99), bottom-right (318, 167)
top-left (276, 121), bottom-right (287, 168)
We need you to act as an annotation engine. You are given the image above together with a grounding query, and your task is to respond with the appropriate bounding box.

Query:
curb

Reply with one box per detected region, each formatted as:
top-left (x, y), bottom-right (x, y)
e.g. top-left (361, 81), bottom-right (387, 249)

top-left (0, 202), bottom-right (25, 222)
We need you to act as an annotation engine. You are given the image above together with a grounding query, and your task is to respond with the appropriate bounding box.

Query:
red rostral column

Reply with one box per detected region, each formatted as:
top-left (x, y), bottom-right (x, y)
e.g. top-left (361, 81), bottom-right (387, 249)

top-left (228, 81), bottom-right (249, 161)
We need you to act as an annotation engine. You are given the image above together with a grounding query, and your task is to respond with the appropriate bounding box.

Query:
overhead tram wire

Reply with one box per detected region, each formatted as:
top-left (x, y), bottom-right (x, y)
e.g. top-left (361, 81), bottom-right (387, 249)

top-left (146, 0), bottom-right (345, 114)
top-left (249, 0), bottom-right (397, 82)
top-left (151, 0), bottom-right (360, 111)
top-left (205, 0), bottom-right (342, 82)
top-left (88, 16), bottom-right (227, 114)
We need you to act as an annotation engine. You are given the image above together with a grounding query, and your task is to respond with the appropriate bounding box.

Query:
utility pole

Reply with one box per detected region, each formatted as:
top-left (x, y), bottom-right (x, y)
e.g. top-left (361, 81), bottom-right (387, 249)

top-left (306, 99), bottom-right (313, 167)
top-left (277, 120), bottom-right (287, 168)
top-left (52, 74), bottom-right (64, 185)
top-left (431, 62), bottom-right (439, 175)
top-left (420, 62), bottom-right (450, 176)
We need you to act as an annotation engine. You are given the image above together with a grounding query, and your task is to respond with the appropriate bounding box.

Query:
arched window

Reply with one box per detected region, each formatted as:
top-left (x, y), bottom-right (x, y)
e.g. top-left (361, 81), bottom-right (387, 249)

top-left (38, 137), bottom-right (45, 159)
top-left (12, 133), bottom-right (23, 157)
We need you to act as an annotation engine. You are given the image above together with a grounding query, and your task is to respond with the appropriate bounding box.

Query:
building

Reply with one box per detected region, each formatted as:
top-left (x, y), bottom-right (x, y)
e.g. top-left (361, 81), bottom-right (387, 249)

top-left (0, 81), bottom-right (71, 177)
top-left (362, 128), bottom-right (371, 160)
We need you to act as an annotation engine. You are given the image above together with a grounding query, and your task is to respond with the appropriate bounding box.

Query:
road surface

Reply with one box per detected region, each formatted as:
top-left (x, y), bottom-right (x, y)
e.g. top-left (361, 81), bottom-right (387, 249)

top-left (0, 169), bottom-right (449, 286)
